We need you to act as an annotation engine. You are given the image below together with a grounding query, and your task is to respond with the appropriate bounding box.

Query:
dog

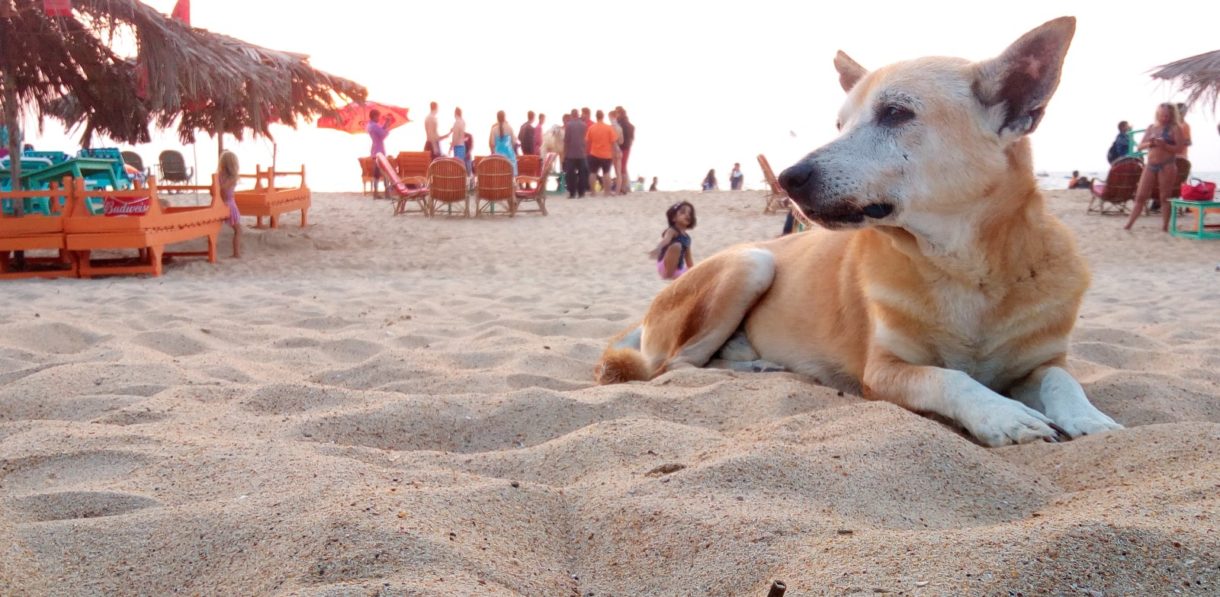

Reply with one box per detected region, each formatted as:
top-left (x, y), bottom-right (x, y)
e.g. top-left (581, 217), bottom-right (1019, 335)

top-left (593, 17), bottom-right (1122, 447)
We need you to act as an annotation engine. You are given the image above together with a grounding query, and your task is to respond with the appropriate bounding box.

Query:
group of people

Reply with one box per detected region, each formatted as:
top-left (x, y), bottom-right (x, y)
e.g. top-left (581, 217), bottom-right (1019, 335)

top-left (557, 107), bottom-right (635, 199)
top-left (700, 163), bottom-right (747, 191)
top-left (365, 102), bottom-right (639, 200)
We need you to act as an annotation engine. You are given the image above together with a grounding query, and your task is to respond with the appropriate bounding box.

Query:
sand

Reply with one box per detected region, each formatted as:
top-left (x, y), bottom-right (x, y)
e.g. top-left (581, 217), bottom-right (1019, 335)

top-left (0, 188), bottom-right (1217, 596)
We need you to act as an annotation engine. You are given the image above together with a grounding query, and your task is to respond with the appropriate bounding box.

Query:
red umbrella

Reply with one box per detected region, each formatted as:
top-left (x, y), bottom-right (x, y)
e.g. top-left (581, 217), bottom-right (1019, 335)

top-left (317, 101), bottom-right (410, 134)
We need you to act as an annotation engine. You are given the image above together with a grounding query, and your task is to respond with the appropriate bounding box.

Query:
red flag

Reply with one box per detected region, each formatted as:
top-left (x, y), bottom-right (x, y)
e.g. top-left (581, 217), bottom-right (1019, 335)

top-left (42, 0), bottom-right (72, 16)
top-left (171, 0), bottom-right (190, 25)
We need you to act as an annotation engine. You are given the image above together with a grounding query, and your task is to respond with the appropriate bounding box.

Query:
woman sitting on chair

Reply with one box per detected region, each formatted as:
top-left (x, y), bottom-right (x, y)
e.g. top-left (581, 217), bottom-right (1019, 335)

top-left (1124, 103), bottom-right (1184, 232)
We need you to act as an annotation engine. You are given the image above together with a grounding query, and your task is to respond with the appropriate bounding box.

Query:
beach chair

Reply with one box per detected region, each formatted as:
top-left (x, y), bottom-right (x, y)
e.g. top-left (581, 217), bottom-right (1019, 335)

top-left (517, 154), bottom-right (541, 179)
top-left (78, 148), bottom-right (132, 190)
top-left (157, 150), bottom-right (194, 184)
top-left (427, 158), bottom-right (470, 218)
top-left (1087, 157), bottom-right (1142, 215)
top-left (757, 154), bottom-right (788, 215)
top-left (375, 153), bottom-right (430, 216)
top-left (121, 151), bottom-right (145, 173)
top-left (0, 179), bottom-right (77, 280)
top-left (514, 152), bottom-right (556, 216)
top-left (396, 151), bottom-right (432, 180)
top-left (358, 157), bottom-right (375, 195)
top-left (474, 155), bottom-right (516, 217)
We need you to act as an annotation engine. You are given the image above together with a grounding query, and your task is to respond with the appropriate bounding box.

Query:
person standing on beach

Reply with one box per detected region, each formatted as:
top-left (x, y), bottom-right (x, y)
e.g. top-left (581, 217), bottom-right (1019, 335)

top-left (534, 113), bottom-right (547, 155)
top-left (518, 111), bottom-right (537, 157)
top-left (490, 111), bottom-right (519, 176)
top-left (1107, 120), bottom-right (1131, 164)
top-left (1175, 103), bottom-right (1192, 158)
top-left (702, 169), bottom-right (718, 191)
top-left (425, 102), bottom-right (447, 159)
top-left (586, 110), bottom-right (618, 196)
top-left (366, 108), bottom-right (395, 198)
top-left (450, 107), bottom-right (469, 174)
top-left (729, 163), bottom-right (744, 190)
top-left (616, 107), bottom-right (634, 195)
top-left (609, 109), bottom-right (625, 193)
top-left (563, 109), bottom-right (590, 198)
top-left (217, 151), bottom-right (243, 259)
top-left (1125, 103), bottom-right (1184, 232)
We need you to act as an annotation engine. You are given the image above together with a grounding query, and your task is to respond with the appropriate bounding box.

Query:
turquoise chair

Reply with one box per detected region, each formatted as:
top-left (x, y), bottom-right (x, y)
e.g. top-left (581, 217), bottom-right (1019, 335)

top-left (78, 148), bottom-right (132, 190)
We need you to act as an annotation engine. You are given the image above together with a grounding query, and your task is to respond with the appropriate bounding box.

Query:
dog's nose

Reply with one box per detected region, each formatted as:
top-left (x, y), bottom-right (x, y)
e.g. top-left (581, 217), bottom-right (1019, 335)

top-left (778, 161), bottom-right (817, 201)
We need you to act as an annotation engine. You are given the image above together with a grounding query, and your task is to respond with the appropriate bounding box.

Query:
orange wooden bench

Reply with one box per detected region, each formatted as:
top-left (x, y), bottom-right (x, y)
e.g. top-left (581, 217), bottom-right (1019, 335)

top-left (234, 165), bottom-right (311, 228)
top-left (0, 181), bottom-right (76, 280)
top-left (65, 176), bottom-right (228, 278)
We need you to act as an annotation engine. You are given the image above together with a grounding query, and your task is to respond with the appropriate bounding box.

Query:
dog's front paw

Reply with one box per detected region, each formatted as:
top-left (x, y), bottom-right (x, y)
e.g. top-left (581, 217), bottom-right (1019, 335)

top-left (1050, 407), bottom-right (1123, 439)
top-left (961, 397), bottom-right (1060, 447)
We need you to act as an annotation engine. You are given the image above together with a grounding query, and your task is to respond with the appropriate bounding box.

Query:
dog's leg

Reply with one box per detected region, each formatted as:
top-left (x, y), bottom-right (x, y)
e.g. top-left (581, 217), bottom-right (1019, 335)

top-left (1008, 365), bottom-right (1123, 439)
top-left (864, 354), bottom-right (1060, 446)
top-left (707, 330), bottom-right (788, 373)
top-left (645, 247), bottom-right (777, 373)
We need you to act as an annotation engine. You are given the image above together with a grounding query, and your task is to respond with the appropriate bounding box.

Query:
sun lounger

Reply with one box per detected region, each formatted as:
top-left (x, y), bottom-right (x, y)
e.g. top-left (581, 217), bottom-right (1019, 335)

top-left (0, 180), bottom-right (76, 280)
top-left (757, 154), bottom-right (789, 215)
top-left (231, 165), bottom-right (311, 228)
top-left (1088, 157), bottom-right (1142, 215)
top-left (65, 176), bottom-right (228, 278)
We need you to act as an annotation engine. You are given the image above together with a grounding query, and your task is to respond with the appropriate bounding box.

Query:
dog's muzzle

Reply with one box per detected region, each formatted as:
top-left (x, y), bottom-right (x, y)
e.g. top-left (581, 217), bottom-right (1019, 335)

top-left (778, 160), bottom-right (894, 228)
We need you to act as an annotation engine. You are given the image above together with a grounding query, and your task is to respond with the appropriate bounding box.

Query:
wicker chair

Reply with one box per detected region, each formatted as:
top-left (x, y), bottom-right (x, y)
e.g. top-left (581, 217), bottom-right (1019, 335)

top-left (474, 155), bottom-right (516, 217)
top-left (1087, 157), bottom-right (1143, 215)
top-left (427, 158), bottom-right (470, 217)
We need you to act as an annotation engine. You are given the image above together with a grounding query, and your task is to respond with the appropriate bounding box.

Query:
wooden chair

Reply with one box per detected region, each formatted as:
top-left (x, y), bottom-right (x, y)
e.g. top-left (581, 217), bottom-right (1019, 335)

top-left (475, 155), bottom-right (516, 217)
top-left (230, 165), bottom-right (311, 228)
top-left (517, 154), bottom-right (541, 178)
top-left (375, 153), bottom-right (430, 216)
top-left (427, 158), bottom-right (470, 217)
top-left (396, 152), bottom-right (432, 180)
top-left (358, 157), bottom-right (375, 195)
top-left (1087, 157), bottom-right (1143, 215)
top-left (515, 152), bottom-right (556, 216)
top-left (757, 154), bottom-right (788, 215)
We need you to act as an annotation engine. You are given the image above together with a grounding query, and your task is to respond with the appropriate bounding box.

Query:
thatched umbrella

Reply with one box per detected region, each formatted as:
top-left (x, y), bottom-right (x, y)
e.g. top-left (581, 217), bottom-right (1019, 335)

top-left (0, 0), bottom-right (366, 203)
top-left (1150, 49), bottom-right (1220, 112)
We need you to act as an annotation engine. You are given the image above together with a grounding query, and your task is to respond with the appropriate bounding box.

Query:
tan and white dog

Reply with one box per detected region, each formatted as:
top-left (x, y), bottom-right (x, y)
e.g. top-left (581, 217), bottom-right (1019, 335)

top-left (594, 17), bottom-right (1122, 447)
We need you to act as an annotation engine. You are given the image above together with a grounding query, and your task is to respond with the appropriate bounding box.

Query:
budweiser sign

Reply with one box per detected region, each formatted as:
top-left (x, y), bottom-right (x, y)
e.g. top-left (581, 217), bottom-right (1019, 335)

top-left (103, 195), bottom-right (150, 217)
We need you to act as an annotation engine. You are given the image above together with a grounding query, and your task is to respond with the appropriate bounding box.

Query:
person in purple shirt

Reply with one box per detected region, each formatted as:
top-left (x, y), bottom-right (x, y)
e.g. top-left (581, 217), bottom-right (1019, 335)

top-left (367, 109), bottom-right (395, 198)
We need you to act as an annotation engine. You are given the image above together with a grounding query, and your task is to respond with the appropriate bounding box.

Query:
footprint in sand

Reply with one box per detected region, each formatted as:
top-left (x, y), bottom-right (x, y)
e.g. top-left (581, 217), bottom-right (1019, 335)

top-left (1, 451), bottom-right (153, 496)
top-left (6, 491), bottom-right (160, 523)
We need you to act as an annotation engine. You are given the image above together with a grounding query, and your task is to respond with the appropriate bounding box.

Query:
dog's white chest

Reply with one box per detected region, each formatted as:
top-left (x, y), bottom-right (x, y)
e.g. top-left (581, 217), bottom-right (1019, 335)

top-left (928, 284), bottom-right (1008, 382)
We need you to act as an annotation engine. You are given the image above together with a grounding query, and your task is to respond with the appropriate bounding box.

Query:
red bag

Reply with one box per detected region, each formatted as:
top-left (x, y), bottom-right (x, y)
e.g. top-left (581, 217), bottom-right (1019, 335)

top-left (1180, 178), bottom-right (1216, 201)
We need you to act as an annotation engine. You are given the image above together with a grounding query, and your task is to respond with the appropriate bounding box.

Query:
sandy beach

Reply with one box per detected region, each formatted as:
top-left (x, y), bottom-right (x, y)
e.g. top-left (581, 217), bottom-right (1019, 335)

top-left (0, 188), bottom-right (1217, 596)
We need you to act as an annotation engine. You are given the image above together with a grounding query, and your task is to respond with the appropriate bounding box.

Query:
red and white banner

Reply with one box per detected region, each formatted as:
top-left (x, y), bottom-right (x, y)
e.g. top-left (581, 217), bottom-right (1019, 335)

top-left (103, 195), bottom-right (151, 217)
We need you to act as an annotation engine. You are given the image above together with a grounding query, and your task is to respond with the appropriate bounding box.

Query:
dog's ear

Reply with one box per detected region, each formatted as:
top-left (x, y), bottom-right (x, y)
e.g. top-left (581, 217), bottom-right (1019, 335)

top-left (834, 51), bottom-right (868, 93)
top-left (974, 16), bottom-right (1075, 138)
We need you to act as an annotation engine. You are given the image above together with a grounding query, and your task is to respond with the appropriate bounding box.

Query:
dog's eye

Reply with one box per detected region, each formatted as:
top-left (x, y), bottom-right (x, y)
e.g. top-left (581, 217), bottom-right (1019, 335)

top-left (878, 105), bottom-right (915, 127)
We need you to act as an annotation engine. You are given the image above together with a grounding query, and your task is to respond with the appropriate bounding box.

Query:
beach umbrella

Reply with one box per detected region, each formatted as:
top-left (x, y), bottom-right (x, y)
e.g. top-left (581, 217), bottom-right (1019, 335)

top-left (317, 101), bottom-right (410, 135)
top-left (1150, 49), bottom-right (1220, 112)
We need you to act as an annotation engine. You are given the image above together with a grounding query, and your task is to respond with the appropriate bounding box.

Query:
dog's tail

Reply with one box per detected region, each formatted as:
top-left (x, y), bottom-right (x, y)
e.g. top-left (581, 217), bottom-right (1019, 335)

top-left (594, 325), bottom-right (652, 384)
top-left (594, 347), bottom-right (651, 384)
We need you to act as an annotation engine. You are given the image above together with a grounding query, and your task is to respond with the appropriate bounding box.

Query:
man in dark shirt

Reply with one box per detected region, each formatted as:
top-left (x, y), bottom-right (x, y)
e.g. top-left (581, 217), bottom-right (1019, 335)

top-left (518, 111), bottom-right (537, 156)
top-left (616, 106), bottom-right (635, 194)
top-left (1107, 120), bottom-right (1131, 164)
top-left (563, 110), bottom-right (590, 198)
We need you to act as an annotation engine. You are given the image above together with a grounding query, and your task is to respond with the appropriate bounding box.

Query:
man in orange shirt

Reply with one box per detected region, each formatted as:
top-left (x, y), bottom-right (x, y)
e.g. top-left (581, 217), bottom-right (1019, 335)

top-left (585, 110), bottom-right (619, 196)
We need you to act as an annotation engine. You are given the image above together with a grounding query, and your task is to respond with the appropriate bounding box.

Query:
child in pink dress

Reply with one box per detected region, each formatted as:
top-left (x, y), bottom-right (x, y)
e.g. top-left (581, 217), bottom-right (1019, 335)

top-left (218, 151), bottom-right (242, 258)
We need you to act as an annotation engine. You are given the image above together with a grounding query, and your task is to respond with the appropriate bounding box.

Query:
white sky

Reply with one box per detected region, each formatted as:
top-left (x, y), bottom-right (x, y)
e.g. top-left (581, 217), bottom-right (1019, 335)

top-left (26, 0), bottom-right (1220, 191)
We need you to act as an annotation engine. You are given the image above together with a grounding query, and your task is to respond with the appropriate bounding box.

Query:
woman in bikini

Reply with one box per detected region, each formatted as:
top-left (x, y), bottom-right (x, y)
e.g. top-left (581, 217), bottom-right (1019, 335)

top-left (1125, 103), bottom-right (1184, 231)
